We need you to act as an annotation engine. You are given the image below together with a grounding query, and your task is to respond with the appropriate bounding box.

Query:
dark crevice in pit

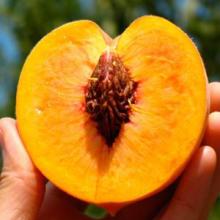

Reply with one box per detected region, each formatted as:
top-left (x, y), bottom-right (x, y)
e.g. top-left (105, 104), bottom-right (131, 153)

top-left (85, 51), bottom-right (137, 147)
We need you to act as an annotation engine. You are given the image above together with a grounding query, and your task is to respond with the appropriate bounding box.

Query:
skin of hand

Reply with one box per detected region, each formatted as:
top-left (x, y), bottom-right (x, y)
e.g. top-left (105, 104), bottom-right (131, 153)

top-left (0, 82), bottom-right (219, 220)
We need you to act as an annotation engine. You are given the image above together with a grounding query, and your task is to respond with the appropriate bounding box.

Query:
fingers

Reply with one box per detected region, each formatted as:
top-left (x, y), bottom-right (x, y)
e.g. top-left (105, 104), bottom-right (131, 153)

top-left (205, 82), bottom-right (220, 148)
top-left (201, 112), bottom-right (220, 219)
top-left (160, 146), bottom-right (216, 220)
top-left (209, 82), bottom-right (220, 112)
top-left (0, 117), bottom-right (46, 220)
top-left (39, 182), bottom-right (88, 220)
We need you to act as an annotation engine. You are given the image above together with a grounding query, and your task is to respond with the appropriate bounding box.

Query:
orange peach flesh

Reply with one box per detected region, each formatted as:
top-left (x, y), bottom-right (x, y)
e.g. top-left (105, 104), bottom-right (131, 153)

top-left (16, 16), bottom-right (208, 214)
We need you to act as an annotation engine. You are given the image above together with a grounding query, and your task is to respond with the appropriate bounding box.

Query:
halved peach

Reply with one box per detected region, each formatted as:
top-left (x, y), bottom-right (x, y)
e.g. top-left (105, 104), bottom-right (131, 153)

top-left (16, 16), bottom-right (208, 214)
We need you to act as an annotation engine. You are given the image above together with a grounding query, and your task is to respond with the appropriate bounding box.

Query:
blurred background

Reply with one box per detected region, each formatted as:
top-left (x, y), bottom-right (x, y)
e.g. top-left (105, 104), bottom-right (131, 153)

top-left (0, 0), bottom-right (220, 219)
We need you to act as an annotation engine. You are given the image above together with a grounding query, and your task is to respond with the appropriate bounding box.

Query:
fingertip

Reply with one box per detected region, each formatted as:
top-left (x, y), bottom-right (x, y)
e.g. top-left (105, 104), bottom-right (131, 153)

top-left (199, 146), bottom-right (217, 172)
top-left (0, 118), bottom-right (16, 153)
top-left (204, 112), bottom-right (220, 148)
top-left (0, 117), bottom-right (18, 149)
top-left (0, 117), bottom-right (36, 172)
top-left (186, 146), bottom-right (216, 180)
top-left (0, 117), bottom-right (16, 141)
top-left (209, 82), bottom-right (220, 112)
top-left (200, 145), bottom-right (216, 157)
top-left (0, 117), bottom-right (16, 127)
top-left (208, 111), bottom-right (220, 129)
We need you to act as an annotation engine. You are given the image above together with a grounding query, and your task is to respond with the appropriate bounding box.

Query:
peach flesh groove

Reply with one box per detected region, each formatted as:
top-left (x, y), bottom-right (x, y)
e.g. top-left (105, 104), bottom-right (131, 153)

top-left (85, 50), bottom-right (138, 146)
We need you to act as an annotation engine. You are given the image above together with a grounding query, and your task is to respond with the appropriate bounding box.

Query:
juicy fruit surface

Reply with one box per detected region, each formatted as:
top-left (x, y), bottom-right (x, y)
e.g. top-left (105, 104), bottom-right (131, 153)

top-left (16, 16), bottom-right (207, 205)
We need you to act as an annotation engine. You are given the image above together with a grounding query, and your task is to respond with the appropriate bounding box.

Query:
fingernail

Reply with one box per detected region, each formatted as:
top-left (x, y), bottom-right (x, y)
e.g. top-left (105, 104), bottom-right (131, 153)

top-left (202, 146), bottom-right (213, 156)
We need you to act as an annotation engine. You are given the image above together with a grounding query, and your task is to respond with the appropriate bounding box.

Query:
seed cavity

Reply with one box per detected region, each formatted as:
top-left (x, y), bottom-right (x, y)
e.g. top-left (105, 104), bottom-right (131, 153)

top-left (85, 50), bottom-right (137, 147)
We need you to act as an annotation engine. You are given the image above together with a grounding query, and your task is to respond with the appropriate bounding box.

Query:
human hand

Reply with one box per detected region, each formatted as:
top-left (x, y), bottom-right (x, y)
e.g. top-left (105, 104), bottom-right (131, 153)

top-left (0, 82), bottom-right (219, 220)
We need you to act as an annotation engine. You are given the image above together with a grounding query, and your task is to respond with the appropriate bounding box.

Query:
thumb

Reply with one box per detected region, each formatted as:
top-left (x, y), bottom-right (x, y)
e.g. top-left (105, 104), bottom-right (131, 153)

top-left (0, 118), bottom-right (46, 220)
